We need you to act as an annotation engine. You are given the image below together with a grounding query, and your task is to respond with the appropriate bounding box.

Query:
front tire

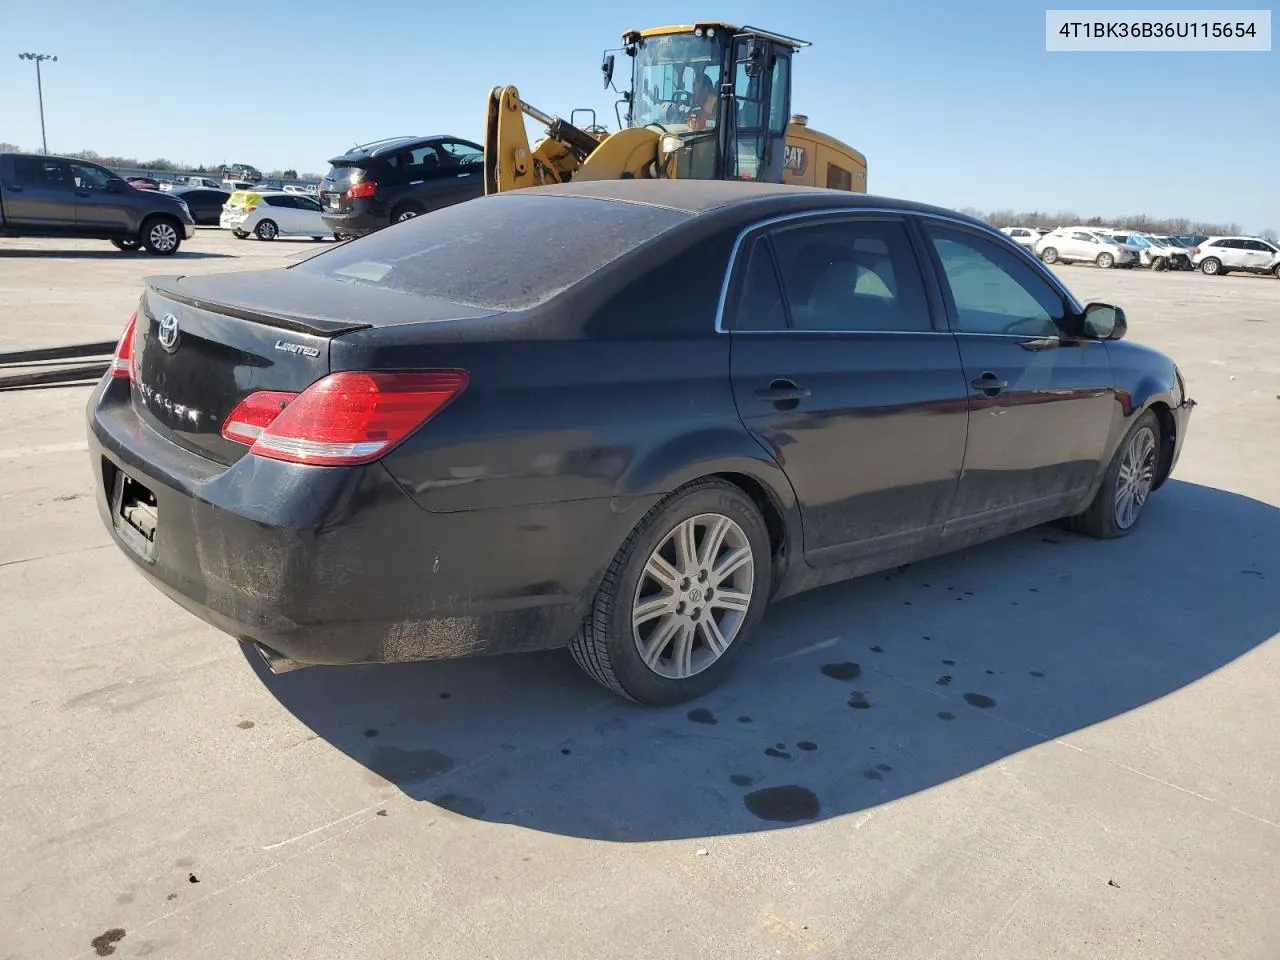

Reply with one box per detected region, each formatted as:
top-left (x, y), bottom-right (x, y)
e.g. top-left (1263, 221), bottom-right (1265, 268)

top-left (568, 479), bottom-right (773, 705)
top-left (254, 219), bottom-right (278, 241)
top-left (1150, 255), bottom-right (1167, 272)
top-left (1065, 409), bottom-right (1161, 539)
top-left (1040, 247), bottom-right (1058, 264)
top-left (1096, 252), bottom-right (1114, 269)
top-left (140, 217), bottom-right (182, 255)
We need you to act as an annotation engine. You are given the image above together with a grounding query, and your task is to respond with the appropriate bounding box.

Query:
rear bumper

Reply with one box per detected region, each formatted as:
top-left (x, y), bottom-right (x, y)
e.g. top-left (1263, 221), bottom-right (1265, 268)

top-left (85, 378), bottom-right (619, 668)
top-left (320, 209), bottom-right (387, 237)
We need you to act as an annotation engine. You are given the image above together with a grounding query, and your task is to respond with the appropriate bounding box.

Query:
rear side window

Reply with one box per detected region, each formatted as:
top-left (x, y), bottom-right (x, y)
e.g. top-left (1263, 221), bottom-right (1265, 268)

top-left (731, 237), bottom-right (787, 331)
top-left (766, 218), bottom-right (931, 332)
top-left (297, 193), bottom-right (689, 311)
top-left (13, 157), bottom-right (69, 186)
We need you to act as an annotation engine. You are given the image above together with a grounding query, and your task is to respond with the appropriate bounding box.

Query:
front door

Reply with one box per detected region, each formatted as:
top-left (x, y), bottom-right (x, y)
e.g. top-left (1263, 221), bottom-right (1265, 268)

top-left (70, 162), bottom-right (132, 235)
top-left (726, 212), bottom-right (970, 566)
top-left (413, 140), bottom-right (485, 212)
top-left (916, 219), bottom-right (1117, 532)
top-left (2, 156), bottom-right (76, 229)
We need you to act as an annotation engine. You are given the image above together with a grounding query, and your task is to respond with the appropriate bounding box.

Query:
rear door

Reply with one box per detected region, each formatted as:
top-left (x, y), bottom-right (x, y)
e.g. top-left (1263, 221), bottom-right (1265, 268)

top-left (2, 155), bottom-right (76, 228)
top-left (726, 212), bottom-right (969, 566)
top-left (916, 218), bottom-right (1116, 530)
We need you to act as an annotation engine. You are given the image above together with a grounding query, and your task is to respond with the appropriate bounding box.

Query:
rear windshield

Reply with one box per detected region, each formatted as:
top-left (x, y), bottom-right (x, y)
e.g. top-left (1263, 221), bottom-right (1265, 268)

top-left (295, 193), bottom-right (689, 311)
top-left (323, 164), bottom-right (362, 184)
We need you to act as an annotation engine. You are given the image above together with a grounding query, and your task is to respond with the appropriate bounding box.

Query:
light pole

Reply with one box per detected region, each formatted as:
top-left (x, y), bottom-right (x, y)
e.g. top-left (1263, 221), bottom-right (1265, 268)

top-left (18, 52), bottom-right (58, 154)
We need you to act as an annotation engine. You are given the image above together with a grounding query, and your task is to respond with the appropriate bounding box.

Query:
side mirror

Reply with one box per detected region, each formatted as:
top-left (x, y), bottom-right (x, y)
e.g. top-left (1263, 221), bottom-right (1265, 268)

top-left (602, 53), bottom-right (615, 89)
top-left (745, 38), bottom-right (768, 77)
top-left (1083, 302), bottom-right (1126, 340)
top-left (104, 178), bottom-right (126, 193)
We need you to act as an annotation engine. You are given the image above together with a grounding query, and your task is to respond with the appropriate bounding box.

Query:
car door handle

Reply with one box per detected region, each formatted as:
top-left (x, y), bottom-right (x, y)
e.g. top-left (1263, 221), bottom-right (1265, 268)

top-left (6, 184), bottom-right (23, 192)
top-left (971, 372), bottom-right (1008, 394)
top-left (754, 379), bottom-right (810, 404)
top-left (1019, 336), bottom-right (1060, 351)
top-left (456, 172), bottom-right (472, 178)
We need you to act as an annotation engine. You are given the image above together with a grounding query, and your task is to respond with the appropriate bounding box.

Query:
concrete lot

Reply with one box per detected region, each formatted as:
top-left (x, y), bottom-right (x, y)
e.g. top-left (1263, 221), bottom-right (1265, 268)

top-left (1, 230), bottom-right (1278, 960)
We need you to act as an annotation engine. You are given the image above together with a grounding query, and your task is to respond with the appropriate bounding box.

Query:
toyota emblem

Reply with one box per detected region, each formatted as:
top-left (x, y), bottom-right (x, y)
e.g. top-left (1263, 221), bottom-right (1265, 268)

top-left (158, 313), bottom-right (181, 353)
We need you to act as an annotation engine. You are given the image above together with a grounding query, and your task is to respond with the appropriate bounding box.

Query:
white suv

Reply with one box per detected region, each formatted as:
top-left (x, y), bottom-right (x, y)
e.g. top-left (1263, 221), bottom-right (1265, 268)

top-left (1034, 227), bottom-right (1139, 269)
top-left (999, 226), bottom-right (1040, 250)
top-left (1192, 236), bottom-right (1280, 278)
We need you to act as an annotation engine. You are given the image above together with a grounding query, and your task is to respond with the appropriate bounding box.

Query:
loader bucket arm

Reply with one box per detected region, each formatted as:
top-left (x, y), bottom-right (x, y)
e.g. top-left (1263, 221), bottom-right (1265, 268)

top-left (483, 85), bottom-right (605, 194)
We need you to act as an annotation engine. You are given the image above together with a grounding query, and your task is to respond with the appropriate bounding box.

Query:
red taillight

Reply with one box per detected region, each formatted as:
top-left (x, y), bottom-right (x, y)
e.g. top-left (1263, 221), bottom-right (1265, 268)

top-left (345, 180), bottom-right (377, 200)
top-left (221, 390), bottom-right (300, 445)
top-left (1192, 246), bottom-right (1201, 256)
top-left (112, 312), bottom-right (137, 380)
top-left (222, 371), bottom-right (469, 466)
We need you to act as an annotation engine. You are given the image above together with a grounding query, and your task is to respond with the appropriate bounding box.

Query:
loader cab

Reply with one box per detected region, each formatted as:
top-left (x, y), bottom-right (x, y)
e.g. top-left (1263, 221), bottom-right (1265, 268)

top-left (618, 23), bottom-right (801, 185)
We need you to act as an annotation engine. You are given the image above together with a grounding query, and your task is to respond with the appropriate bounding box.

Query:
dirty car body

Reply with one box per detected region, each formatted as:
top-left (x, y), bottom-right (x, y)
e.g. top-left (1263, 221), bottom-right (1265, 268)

top-left (86, 179), bottom-right (1194, 702)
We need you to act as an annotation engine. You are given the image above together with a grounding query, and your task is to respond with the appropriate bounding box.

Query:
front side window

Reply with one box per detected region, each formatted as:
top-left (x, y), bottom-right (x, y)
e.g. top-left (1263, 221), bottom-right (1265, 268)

top-left (71, 164), bottom-right (113, 190)
top-left (923, 223), bottom-right (1066, 337)
top-left (438, 141), bottom-right (483, 167)
top-left (766, 218), bottom-right (931, 333)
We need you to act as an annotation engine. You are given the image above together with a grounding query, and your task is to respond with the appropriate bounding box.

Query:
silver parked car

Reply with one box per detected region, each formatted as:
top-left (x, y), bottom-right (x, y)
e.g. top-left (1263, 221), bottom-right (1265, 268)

top-left (1034, 227), bottom-right (1140, 269)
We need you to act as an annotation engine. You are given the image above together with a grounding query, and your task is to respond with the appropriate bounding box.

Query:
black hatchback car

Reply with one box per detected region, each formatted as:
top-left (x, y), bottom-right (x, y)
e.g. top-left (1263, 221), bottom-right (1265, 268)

top-left (318, 135), bottom-right (485, 237)
top-left (87, 180), bottom-right (1194, 705)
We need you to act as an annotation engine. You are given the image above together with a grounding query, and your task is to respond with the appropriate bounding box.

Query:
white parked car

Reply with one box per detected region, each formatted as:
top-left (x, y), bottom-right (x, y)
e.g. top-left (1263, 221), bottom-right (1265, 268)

top-left (999, 226), bottom-right (1040, 249)
top-left (1033, 227), bottom-right (1140, 269)
top-left (220, 189), bottom-right (332, 241)
top-left (1191, 236), bottom-right (1280, 278)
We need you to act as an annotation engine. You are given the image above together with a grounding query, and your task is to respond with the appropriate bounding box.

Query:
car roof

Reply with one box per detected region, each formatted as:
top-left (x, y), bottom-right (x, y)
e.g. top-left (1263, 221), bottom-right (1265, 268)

top-left (490, 178), bottom-right (992, 228)
top-left (328, 135), bottom-right (470, 163)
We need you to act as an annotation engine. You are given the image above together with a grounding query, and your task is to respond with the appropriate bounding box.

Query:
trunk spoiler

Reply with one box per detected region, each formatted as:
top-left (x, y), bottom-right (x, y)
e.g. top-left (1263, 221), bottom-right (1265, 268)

top-left (144, 277), bottom-right (373, 338)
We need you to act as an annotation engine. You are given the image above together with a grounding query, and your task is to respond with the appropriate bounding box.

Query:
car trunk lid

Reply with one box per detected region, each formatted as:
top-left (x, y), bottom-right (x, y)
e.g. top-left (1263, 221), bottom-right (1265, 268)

top-left (319, 162), bottom-right (370, 214)
top-left (130, 269), bottom-right (499, 466)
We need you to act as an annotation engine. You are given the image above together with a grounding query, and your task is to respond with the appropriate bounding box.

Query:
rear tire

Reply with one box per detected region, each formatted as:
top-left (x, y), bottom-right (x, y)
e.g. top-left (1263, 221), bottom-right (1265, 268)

top-left (254, 219), bottom-right (278, 241)
top-left (1200, 257), bottom-right (1221, 275)
top-left (1065, 409), bottom-right (1161, 539)
top-left (391, 204), bottom-right (423, 224)
top-left (140, 217), bottom-right (182, 255)
top-left (568, 478), bottom-right (773, 705)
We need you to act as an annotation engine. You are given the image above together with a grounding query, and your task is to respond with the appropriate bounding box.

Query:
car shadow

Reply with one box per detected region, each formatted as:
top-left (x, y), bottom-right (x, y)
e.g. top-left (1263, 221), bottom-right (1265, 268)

top-left (0, 249), bottom-right (235, 260)
top-left (249, 479), bottom-right (1278, 841)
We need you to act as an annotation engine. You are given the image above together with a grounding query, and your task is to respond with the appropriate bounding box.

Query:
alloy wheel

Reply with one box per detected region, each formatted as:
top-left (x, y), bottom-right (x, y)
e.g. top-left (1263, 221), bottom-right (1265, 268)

top-left (1114, 425), bottom-right (1157, 530)
top-left (149, 223), bottom-right (177, 253)
top-left (630, 513), bottom-right (755, 680)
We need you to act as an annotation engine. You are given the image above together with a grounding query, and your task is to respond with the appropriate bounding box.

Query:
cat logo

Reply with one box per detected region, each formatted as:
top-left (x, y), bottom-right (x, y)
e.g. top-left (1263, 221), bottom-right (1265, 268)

top-left (783, 144), bottom-right (808, 175)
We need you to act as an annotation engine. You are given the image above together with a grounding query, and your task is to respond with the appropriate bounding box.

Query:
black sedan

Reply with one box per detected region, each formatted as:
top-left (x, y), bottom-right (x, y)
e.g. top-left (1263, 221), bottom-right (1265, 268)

top-left (165, 186), bottom-right (230, 226)
top-left (86, 180), bottom-right (1195, 705)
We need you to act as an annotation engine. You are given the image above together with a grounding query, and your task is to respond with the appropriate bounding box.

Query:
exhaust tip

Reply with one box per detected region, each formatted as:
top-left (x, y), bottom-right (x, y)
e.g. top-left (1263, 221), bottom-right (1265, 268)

top-left (249, 640), bottom-right (311, 675)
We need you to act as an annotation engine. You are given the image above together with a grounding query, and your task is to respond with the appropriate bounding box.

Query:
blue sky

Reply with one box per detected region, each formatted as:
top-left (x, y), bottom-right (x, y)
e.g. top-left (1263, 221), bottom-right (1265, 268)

top-left (3, 0), bottom-right (1276, 230)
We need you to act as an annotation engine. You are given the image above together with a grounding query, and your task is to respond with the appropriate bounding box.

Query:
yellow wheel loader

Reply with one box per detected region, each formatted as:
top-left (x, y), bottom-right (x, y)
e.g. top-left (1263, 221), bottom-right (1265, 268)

top-left (483, 22), bottom-right (867, 195)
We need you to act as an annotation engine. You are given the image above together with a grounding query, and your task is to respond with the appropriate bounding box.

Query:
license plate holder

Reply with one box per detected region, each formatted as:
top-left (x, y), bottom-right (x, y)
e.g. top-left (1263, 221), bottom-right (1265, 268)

top-left (110, 468), bottom-right (159, 562)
